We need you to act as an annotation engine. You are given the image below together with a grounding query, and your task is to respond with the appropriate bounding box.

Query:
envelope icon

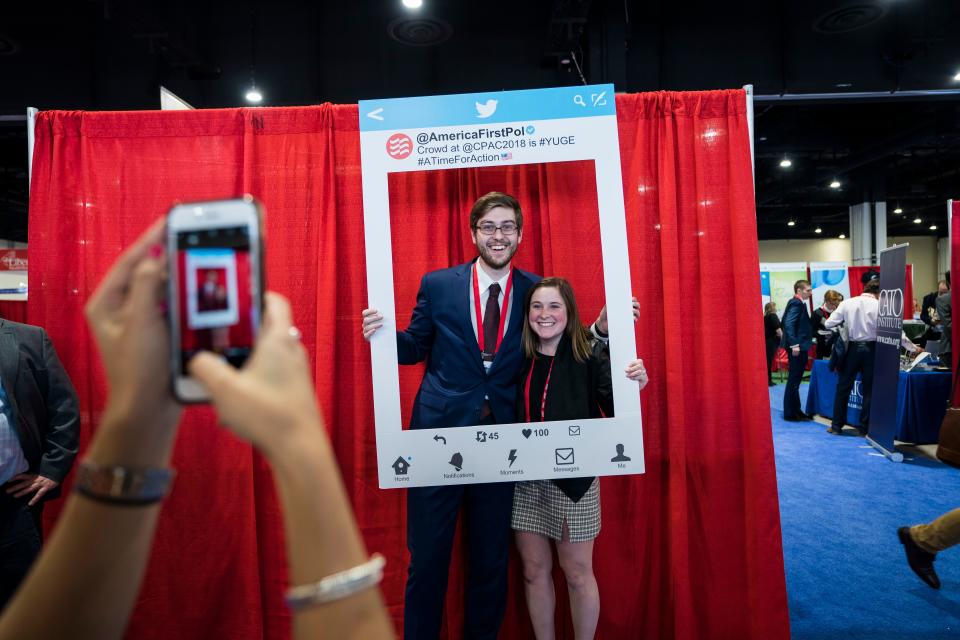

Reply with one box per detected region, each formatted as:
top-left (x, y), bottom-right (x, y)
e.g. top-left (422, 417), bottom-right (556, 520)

top-left (568, 426), bottom-right (581, 436)
top-left (555, 448), bottom-right (575, 465)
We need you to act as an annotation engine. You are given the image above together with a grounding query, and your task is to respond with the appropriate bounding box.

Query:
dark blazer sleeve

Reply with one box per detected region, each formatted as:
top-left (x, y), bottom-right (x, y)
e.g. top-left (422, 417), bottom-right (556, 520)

top-left (35, 330), bottom-right (80, 483)
top-left (590, 340), bottom-right (614, 418)
top-left (781, 300), bottom-right (800, 348)
top-left (396, 273), bottom-right (436, 365)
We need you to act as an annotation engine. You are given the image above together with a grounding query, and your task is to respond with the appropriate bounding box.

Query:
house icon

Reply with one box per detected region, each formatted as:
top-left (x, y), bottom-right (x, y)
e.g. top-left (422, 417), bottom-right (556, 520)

top-left (392, 457), bottom-right (411, 476)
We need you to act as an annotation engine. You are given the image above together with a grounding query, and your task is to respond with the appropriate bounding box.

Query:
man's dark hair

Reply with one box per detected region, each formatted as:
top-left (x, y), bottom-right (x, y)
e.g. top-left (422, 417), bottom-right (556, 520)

top-left (861, 269), bottom-right (879, 285)
top-left (864, 281), bottom-right (881, 295)
top-left (469, 192), bottom-right (523, 231)
top-left (793, 279), bottom-right (811, 293)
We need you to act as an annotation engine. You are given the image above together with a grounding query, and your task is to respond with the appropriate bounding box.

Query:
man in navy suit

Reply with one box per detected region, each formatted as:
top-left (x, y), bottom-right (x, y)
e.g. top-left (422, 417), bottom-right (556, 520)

top-left (781, 279), bottom-right (814, 421)
top-left (362, 192), bottom-right (536, 639)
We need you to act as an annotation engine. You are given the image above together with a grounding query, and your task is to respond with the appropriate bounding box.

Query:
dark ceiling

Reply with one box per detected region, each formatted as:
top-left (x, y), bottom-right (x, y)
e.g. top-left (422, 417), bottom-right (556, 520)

top-left (1, 0), bottom-right (959, 242)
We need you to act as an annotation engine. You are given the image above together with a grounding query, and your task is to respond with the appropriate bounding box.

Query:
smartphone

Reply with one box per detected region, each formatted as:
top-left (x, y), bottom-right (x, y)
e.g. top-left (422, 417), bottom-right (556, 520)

top-left (167, 196), bottom-right (264, 403)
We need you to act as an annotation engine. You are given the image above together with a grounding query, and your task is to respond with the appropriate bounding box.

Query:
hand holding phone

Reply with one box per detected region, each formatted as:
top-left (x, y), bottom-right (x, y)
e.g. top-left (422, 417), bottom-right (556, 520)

top-left (167, 196), bottom-right (265, 403)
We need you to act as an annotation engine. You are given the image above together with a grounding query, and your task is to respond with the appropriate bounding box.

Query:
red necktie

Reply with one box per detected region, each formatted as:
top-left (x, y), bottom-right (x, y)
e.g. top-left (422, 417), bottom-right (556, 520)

top-left (482, 283), bottom-right (501, 362)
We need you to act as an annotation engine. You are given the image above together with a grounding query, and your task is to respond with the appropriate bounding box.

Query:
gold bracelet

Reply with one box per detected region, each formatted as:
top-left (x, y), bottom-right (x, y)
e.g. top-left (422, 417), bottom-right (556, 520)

top-left (74, 461), bottom-right (175, 506)
top-left (285, 554), bottom-right (386, 610)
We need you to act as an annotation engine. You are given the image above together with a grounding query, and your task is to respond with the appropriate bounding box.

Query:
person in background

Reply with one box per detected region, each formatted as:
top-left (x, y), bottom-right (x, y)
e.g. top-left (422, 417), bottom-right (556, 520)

top-left (898, 508), bottom-right (960, 590)
top-left (781, 280), bottom-right (814, 421)
top-left (920, 279), bottom-right (949, 348)
top-left (0, 220), bottom-right (393, 640)
top-left (936, 282), bottom-right (952, 369)
top-left (0, 318), bottom-right (79, 609)
top-left (811, 290), bottom-right (843, 359)
top-left (763, 302), bottom-right (782, 386)
top-left (824, 280), bottom-right (920, 436)
top-left (511, 277), bottom-right (648, 640)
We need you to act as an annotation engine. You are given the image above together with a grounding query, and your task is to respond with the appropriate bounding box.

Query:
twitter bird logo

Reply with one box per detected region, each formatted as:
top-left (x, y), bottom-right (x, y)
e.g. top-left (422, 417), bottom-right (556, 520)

top-left (475, 99), bottom-right (498, 119)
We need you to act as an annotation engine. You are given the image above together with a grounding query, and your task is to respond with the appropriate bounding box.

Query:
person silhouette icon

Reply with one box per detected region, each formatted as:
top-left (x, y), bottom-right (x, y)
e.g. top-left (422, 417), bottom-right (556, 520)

top-left (611, 444), bottom-right (631, 462)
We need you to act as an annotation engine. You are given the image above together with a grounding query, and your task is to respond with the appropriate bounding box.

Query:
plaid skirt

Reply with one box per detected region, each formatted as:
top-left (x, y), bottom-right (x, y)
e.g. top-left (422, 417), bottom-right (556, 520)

top-left (511, 478), bottom-right (601, 543)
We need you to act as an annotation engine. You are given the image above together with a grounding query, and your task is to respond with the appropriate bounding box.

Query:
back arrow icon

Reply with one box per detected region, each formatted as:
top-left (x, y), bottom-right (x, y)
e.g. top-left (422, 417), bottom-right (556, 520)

top-left (433, 435), bottom-right (447, 445)
top-left (367, 108), bottom-right (384, 121)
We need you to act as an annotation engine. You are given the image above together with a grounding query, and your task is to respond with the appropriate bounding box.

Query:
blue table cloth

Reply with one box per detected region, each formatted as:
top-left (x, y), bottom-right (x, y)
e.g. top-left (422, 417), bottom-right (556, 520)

top-left (804, 359), bottom-right (952, 444)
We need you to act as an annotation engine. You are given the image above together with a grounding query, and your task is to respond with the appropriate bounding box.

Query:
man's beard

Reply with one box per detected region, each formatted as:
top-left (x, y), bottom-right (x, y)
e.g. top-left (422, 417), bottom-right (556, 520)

top-left (476, 239), bottom-right (517, 270)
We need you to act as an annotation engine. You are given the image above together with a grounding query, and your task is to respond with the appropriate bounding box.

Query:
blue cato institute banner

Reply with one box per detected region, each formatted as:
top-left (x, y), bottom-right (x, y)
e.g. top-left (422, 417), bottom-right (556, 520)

top-left (868, 245), bottom-right (908, 453)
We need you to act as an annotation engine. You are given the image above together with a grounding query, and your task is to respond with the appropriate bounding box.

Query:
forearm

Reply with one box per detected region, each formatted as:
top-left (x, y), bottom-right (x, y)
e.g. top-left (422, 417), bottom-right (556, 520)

top-left (0, 412), bottom-right (178, 640)
top-left (265, 429), bottom-right (393, 640)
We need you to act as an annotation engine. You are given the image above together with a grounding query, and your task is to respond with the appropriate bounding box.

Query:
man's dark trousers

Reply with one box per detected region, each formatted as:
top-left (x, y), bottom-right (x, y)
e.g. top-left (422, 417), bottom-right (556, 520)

top-left (404, 412), bottom-right (513, 640)
top-left (0, 495), bottom-right (40, 610)
top-left (831, 341), bottom-right (875, 432)
top-left (784, 348), bottom-right (808, 419)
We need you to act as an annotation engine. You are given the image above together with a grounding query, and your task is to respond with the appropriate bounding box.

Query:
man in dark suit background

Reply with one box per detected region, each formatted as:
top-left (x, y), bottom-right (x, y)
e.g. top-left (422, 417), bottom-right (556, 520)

top-left (362, 192), bottom-right (614, 640)
top-left (781, 279), bottom-right (814, 421)
top-left (920, 279), bottom-right (949, 347)
top-left (0, 319), bottom-right (79, 608)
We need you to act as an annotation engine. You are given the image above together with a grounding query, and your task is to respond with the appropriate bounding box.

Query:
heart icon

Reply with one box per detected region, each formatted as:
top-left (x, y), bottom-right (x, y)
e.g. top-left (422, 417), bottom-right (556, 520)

top-left (522, 429), bottom-right (532, 439)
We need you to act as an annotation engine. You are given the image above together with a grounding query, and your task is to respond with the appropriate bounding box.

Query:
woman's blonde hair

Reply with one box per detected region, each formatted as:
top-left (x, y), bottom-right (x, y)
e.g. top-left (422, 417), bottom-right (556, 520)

top-left (521, 277), bottom-right (593, 363)
top-left (764, 301), bottom-right (777, 315)
top-left (824, 290), bottom-right (844, 305)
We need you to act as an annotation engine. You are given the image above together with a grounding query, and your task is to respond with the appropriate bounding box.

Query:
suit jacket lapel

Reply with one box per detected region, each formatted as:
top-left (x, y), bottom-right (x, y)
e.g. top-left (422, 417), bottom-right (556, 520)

top-left (456, 261), bottom-right (485, 373)
top-left (0, 320), bottom-right (20, 414)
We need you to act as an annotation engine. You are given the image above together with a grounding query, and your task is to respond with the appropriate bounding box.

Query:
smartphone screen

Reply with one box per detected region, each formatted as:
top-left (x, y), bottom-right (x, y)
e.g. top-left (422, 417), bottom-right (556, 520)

top-left (175, 225), bottom-right (256, 372)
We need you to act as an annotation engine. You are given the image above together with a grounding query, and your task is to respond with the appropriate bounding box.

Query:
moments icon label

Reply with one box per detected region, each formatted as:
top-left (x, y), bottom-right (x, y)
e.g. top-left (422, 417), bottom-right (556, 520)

top-left (386, 133), bottom-right (413, 159)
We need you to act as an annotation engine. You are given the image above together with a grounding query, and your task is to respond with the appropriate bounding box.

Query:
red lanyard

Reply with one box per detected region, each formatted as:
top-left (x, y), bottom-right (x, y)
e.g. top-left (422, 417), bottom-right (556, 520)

top-left (524, 357), bottom-right (555, 422)
top-left (472, 263), bottom-right (513, 357)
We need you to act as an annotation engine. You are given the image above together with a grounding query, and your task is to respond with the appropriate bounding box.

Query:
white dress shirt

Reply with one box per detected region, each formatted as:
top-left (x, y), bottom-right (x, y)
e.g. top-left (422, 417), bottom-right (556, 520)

top-left (0, 381), bottom-right (28, 485)
top-left (825, 294), bottom-right (918, 351)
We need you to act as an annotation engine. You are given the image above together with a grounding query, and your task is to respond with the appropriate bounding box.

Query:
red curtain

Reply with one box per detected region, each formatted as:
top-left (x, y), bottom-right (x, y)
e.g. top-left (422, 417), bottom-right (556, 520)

top-left (848, 265), bottom-right (914, 319)
top-left (28, 92), bottom-right (789, 639)
top-left (0, 301), bottom-right (27, 323)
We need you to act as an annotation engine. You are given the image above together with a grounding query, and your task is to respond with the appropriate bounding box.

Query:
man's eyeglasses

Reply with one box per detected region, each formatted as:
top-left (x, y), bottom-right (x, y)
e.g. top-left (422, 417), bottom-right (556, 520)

top-left (474, 221), bottom-right (519, 236)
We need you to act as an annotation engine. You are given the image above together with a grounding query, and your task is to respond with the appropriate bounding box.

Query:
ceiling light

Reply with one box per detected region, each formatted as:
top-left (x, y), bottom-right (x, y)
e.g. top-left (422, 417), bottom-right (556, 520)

top-left (954, 71), bottom-right (960, 82)
top-left (402, 0), bottom-right (423, 7)
top-left (839, 234), bottom-right (846, 239)
top-left (245, 87), bottom-right (262, 103)
top-left (787, 220), bottom-right (796, 227)
top-left (913, 217), bottom-right (922, 224)
top-left (815, 227), bottom-right (822, 234)
top-left (779, 158), bottom-right (792, 168)
top-left (893, 207), bottom-right (903, 214)
top-left (829, 180), bottom-right (841, 189)
top-left (930, 225), bottom-right (938, 231)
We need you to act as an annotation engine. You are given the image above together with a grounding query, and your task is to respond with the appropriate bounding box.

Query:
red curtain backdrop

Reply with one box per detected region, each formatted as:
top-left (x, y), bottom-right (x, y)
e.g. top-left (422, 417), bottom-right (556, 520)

top-left (0, 301), bottom-right (27, 323)
top-left (28, 92), bottom-right (789, 639)
top-left (848, 265), bottom-right (914, 319)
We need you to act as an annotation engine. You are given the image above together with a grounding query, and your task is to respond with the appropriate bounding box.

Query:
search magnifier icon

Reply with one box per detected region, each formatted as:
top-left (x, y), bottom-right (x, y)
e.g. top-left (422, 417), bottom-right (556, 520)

top-left (573, 95), bottom-right (586, 107)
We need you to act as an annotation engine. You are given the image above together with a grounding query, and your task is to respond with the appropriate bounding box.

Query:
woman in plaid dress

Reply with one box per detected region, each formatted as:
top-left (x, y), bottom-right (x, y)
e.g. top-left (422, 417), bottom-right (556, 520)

top-left (512, 278), bottom-right (648, 639)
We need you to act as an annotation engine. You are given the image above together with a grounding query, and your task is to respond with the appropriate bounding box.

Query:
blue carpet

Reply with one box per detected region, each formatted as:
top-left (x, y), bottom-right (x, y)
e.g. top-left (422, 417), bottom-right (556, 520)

top-left (772, 382), bottom-right (960, 639)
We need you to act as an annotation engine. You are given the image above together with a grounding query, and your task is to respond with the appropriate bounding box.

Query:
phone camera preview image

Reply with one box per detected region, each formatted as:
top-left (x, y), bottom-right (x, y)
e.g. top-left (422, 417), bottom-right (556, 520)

top-left (177, 226), bottom-right (255, 372)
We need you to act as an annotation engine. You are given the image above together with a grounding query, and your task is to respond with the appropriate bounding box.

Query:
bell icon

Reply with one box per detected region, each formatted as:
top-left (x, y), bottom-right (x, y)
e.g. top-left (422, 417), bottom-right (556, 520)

top-left (448, 452), bottom-right (464, 472)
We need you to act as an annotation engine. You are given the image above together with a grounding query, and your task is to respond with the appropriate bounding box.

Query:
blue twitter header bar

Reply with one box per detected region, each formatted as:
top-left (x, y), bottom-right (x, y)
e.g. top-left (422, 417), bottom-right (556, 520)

top-left (358, 84), bottom-right (616, 132)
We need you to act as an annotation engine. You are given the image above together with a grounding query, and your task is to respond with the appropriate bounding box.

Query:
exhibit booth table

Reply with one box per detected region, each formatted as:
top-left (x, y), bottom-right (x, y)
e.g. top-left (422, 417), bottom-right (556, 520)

top-left (805, 359), bottom-right (951, 443)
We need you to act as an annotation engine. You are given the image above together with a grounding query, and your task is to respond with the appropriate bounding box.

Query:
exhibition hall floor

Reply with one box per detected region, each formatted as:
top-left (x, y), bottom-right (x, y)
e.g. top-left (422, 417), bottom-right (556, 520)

top-left (771, 383), bottom-right (960, 639)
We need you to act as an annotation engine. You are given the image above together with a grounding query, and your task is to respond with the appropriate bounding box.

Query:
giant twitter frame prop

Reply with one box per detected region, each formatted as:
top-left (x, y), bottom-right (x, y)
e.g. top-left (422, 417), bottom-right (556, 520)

top-left (360, 85), bottom-right (644, 489)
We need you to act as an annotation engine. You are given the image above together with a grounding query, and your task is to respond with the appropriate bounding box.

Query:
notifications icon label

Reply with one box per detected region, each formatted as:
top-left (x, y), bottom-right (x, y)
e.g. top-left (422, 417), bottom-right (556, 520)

top-left (386, 133), bottom-right (413, 159)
